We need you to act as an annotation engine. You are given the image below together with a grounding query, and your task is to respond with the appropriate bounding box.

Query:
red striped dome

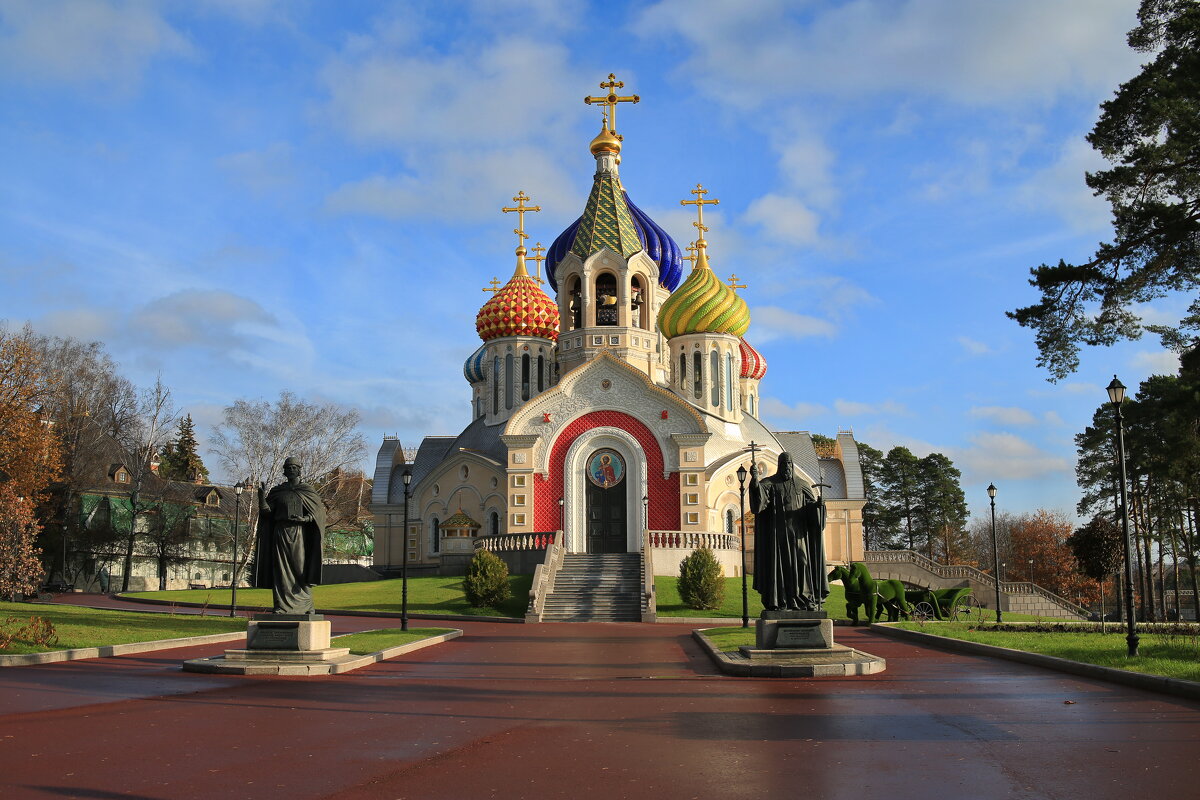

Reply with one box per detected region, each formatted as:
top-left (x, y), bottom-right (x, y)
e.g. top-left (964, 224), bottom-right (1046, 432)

top-left (739, 337), bottom-right (767, 380)
top-left (476, 257), bottom-right (560, 342)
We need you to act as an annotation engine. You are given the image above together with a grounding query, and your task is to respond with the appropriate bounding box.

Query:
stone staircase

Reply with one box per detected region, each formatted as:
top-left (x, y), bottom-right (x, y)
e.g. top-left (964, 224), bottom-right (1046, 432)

top-left (540, 553), bottom-right (643, 622)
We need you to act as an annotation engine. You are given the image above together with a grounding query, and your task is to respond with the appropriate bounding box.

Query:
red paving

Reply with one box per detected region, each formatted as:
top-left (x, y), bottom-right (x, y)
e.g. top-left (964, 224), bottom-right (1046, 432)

top-left (2, 596), bottom-right (1200, 799)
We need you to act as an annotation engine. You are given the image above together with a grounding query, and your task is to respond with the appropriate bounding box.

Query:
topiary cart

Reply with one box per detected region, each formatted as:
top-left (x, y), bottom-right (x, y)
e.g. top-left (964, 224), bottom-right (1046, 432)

top-left (905, 587), bottom-right (976, 621)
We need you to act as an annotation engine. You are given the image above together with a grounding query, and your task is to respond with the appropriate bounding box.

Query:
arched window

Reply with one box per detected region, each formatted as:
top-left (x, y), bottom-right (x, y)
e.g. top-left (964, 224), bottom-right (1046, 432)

top-left (693, 352), bottom-right (702, 400)
top-left (430, 517), bottom-right (440, 554)
top-left (725, 352), bottom-right (734, 410)
top-left (521, 353), bottom-right (531, 401)
top-left (489, 511), bottom-right (500, 537)
top-left (679, 352), bottom-right (687, 388)
top-left (596, 273), bottom-right (618, 326)
top-left (492, 356), bottom-right (500, 414)
top-left (725, 509), bottom-right (735, 534)
top-left (631, 275), bottom-right (647, 329)
top-left (505, 353), bottom-right (514, 409)
top-left (568, 277), bottom-right (582, 330)
top-left (710, 349), bottom-right (720, 407)
top-left (537, 354), bottom-right (544, 393)
top-left (749, 393), bottom-right (756, 416)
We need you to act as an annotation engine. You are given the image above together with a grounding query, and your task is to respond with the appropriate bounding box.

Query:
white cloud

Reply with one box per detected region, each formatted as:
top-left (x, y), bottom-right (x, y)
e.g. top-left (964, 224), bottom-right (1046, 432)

top-left (38, 308), bottom-right (115, 341)
top-left (130, 290), bottom-right (277, 350)
top-left (760, 397), bottom-right (828, 423)
top-left (0, 0), bottom-right (192, 90)
top-left (217, 142), bottom-right (297, 196)
top-left (1018, 136), bottom-right (1111, 232)
top-left (969, 406), bottom-right (1038, 426)
top-left (834, 399), bottom-right (907, 417)
top-left (636, 0), bottom-right (1140, 108)
top-left (1132, 350), bottom-right (1180, 376)
top-left (743, 194), bottom-right (821, 247)
top-left (958, 336), bottom-right (991, 356)
top-left (954, 431), bottom-right (1071, 481)
top-left (1043, 411), bottom-right (1066, 427)
top-left (749, 305), bottom-right (836, 343)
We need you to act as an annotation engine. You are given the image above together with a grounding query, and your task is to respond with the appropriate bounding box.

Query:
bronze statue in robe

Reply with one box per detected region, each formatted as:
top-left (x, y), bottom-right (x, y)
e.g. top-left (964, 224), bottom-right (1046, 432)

top-left (253, 457), bottom-right (326, 614)
top-left (750, 452), bottom-right (828, 612)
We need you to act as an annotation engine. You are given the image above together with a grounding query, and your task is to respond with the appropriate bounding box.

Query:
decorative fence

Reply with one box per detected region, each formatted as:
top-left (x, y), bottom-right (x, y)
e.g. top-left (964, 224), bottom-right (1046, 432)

top-left (646, 531), bottom-right (738, 550)
top-left (475, 533), bottom-right (556, 552)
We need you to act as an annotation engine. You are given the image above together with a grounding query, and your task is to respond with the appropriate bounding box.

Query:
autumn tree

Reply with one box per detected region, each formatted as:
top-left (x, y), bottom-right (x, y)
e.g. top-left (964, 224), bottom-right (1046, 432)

top-left (1009, 0), bottom-right (1200, 378)
top-left (1069, 514), bottom-right (1128, 619)
top-left (0, 326), bottom-right (62, 503)
top-left (0, 487), bottom-right (44, 600)
top-left (1009, 510), bottom-right (1102, 606)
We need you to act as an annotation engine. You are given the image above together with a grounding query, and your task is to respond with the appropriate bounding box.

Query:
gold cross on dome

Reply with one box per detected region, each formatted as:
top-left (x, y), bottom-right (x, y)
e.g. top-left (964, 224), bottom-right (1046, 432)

top-left (502, 191), bottom-right (541, 247)
top-left (482, 277), bottom-right (503, 293)
top-left (681, 183), bottom-right (719, 240)
top-left (584, 73), bottom-right (639, 140)
top-left (683, 242), bottom-right (698, 267)
top-left (727, 274), bottom-right (747, 290)
top-left (527, 242), bottom-right (547, 285)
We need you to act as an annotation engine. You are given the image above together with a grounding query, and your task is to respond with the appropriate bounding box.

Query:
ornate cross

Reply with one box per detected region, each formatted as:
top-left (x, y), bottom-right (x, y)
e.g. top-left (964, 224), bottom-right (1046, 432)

top-left (680, 183), bottom-right (719, 240)
top-left (502, 191), bottom-right (541, 247)
top-left (683, 242), bottom-right (698, 267)
top-left (528, 242), bottom-right (547, 285)
top-left (482, 277), bottom-right (503, 294)
top-left (727, 274), bottom-right (746, 290)
top-left (584, 73), bottom-right (639, 139)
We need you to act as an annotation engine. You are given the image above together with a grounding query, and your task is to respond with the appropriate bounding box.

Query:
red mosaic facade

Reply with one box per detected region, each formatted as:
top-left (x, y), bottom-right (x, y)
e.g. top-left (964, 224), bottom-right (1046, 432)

top-left (534, 410), bottom-right (680, 533)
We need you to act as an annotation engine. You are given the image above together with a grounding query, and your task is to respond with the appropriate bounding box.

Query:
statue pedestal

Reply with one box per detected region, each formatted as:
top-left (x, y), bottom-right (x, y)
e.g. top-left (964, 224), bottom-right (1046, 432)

top-left (183, 614), bottom-right (355, 676)
top-left (754, 611), bottom-right (833, 650)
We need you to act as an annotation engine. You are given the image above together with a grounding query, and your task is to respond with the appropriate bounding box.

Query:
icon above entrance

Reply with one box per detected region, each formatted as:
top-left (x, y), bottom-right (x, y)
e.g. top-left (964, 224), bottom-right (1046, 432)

top-left (586, 449), bottom-right (627, 553)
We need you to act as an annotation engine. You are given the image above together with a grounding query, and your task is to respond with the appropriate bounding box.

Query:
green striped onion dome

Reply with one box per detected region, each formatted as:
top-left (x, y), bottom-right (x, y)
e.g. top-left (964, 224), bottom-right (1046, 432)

top-left (656, 249), bottom-right (750, 339)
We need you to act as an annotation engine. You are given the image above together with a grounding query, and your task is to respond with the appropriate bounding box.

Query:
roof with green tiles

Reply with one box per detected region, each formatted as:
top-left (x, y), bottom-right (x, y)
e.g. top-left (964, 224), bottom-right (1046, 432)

top-left (570, 173), bottom-right (643, 262)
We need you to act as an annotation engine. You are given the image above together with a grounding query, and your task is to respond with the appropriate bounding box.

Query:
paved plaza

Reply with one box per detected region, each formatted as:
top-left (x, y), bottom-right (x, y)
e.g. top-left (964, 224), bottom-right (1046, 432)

top-left (2, 598), bottom-right (1199, 799)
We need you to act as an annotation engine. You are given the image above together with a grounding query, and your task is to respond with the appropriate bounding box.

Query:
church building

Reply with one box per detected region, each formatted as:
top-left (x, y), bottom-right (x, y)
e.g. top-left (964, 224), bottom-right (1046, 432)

top-left (370, 76), bottom-right (866, 595)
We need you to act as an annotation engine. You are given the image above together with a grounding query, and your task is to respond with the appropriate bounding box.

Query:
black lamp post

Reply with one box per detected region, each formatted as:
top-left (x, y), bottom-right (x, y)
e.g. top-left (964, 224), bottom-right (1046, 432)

top-left (737, 464), bottom-right (749, 628)
top-left (988, 482), bottom-right (1001, 624)
top-left (1107, 375), bottom-right (1139, 657)
top-left (558, 497), bottom-right (564, 532)
top-left (401, 468), bottom-right (412, 631)
top-left (230, 481), bottom-right (244, 617)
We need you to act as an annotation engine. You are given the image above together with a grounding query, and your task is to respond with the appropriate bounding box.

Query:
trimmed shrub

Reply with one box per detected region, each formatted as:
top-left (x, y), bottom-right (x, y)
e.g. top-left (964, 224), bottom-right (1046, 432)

top-left (678, 547), bottom-right (725, 610)
top-left (463, 549), bottom-right (511, 609)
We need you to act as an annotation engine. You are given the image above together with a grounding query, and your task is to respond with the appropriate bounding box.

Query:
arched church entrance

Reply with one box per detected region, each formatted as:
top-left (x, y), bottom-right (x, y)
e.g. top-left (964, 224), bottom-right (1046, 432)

top-left (585, 448), bottom-right (627, 553)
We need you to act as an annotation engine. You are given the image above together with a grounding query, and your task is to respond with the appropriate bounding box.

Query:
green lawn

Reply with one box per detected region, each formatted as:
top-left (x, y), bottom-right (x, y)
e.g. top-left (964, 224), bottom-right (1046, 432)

top-left (891, 621), bottom-right (1200, 683)
top-left (656, 577), bottom-right (850, 620)
top-left (0, 601), bottom-right (246, 654)
top-left (333, 628), bottom-right (456, 655)
top-left (124, 574), bottom-right (533, 619)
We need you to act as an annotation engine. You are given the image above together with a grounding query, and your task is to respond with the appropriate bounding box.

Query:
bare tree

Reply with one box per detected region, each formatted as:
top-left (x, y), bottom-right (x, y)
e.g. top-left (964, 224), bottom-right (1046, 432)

top-left (117, 377), bottom-right (178, 592)
top-left (209, 391), bottom-right (366, 574)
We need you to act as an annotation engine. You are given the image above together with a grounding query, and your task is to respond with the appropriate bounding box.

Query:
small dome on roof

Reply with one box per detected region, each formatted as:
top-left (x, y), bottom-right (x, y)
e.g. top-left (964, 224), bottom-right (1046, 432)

top-left (739, 337), bottom-right (767, 380)
top-left (476, 253), bottom-right (560, 342)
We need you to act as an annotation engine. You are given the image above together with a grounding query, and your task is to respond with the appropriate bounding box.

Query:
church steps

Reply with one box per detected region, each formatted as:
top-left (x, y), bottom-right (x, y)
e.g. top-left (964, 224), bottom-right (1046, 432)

top-left (539, 553), bottom-right (643, 622)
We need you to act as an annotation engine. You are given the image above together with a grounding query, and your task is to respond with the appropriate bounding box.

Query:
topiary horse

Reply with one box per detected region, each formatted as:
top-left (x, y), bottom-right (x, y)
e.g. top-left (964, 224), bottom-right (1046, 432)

top-left (828, 563), bottom-right (912, 624)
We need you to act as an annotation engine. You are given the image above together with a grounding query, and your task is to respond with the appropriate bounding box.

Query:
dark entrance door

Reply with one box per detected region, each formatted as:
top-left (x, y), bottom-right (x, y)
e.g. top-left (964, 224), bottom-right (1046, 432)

top-left (585, 448), bottom-right (627, 554)
top-left (586, 481), bottom-right (626, 553)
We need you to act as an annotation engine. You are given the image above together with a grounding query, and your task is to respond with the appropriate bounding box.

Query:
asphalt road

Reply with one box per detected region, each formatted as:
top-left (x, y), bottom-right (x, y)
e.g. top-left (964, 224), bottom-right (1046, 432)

top-left (2, 596), bottom-right (1198, 799)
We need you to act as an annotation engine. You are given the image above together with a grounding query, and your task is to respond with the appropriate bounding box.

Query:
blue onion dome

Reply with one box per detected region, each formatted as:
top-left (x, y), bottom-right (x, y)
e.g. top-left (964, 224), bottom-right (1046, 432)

top-left (463, 343), bottom-right (487, 383)
top-left (544, 194), bottom-right (683, 293)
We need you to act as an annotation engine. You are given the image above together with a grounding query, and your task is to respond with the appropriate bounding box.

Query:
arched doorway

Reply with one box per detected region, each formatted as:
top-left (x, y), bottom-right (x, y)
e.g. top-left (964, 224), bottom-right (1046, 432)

top-left (585, 448), bottom-right (627, 553)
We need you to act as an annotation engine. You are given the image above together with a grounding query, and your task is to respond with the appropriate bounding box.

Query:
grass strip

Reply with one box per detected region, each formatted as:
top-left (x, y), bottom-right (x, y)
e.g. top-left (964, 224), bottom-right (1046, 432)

top-left (126, 574), bottom-right (534, 619)
top-left (0, 601), bottom-right (245, 654)
top-left (696, 626), bottom-right (756, 652)
top-left (655, 578), bottom-right (849, 620)
top-left (333, 628), bottom-right (457, 655)
top-left (891, 621), bottom-right (1200, 683)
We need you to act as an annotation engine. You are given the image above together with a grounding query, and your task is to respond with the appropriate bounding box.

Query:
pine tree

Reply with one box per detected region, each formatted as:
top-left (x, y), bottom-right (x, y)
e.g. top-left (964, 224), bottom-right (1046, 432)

top-left (160, 414), bottom-right (208, 483)
top-left (1009, 0), bottom-right (1200, 378)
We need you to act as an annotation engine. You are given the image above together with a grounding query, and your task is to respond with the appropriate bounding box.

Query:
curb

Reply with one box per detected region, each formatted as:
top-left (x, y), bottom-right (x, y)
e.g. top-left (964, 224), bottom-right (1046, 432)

top-left (182, 629), bottom-right (463, 676)
top-left (871, 623), bottom-right (1200, 702)
top-left (114, 595), bottom-right (525, 624)
top-left (0, 630), bottom-right (248, 667)
top-left (692, 629), bottom-right (886, 678)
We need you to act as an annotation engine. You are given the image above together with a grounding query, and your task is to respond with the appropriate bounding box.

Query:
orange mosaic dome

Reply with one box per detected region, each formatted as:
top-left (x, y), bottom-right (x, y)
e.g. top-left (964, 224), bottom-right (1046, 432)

top-left (476, 254), bottom-right (560, 342)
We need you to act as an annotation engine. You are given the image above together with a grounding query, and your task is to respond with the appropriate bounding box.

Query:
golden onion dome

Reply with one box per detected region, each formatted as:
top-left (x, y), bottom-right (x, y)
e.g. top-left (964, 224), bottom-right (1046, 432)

top-left (476, 250), bottom-right (561, 342)
top-left (657, 244), bottom-right (750, 339)
top-left (589, 118), bottom-right (621, 156)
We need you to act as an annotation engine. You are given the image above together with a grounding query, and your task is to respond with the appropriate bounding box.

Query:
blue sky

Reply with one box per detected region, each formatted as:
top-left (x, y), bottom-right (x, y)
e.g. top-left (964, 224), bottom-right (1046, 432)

top-left (0, 0), bottom-right (1180, 524)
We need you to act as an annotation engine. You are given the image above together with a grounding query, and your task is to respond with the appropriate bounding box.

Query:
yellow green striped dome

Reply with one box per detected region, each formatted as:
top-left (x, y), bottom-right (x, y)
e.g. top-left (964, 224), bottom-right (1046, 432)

top-left (657, 249), bottom-right (750, 338)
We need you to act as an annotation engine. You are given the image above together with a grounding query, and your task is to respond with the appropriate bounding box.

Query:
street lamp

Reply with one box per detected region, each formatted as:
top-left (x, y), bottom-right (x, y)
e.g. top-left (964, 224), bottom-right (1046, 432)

top-left (558, 497), bottom-right (564, 532)
top-left (988, 483), bottom-right (1001, 624)
top-left (401, 468), bottom-right (412, 632)
top-left (737, 464), bottom-right (749, 628)
top-left (231, 481), bottom-right (244, 618)
top-left (1107, 375), bottom-right (1139, 657)
top-left (1027, 558), bottom-right (1034, 585)
top-left (642, 494), bottom-right (649, 531)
